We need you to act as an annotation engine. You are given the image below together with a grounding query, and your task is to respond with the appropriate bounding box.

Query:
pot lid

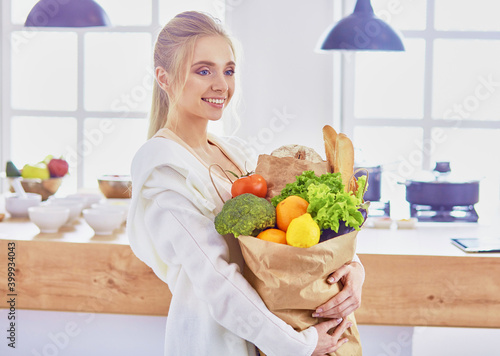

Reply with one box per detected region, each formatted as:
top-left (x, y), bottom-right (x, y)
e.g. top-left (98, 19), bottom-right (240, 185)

top-left (407, 162), bottom-right (480, 183)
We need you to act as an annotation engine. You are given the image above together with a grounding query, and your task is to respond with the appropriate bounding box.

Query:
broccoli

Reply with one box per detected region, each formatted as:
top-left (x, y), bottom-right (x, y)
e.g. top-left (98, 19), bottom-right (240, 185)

top-left (214, 193), bottom-right (276, 237)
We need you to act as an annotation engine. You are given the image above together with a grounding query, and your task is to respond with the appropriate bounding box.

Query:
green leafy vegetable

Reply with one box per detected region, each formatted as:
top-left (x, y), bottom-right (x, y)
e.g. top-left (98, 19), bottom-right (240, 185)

top-left (270, 170), bottom-right (343, 206)
top-left (271, 170), bottom-right (367, 233)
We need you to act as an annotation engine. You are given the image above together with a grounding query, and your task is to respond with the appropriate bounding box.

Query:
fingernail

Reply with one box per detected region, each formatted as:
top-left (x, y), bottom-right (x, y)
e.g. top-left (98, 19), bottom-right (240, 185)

top-left (343, 339), bottom-right (349, 344)
top-left (312, 313), bottom-right (320, 317)
top-left (316, 308), bottom-right (323, 313)
top-left (336, 318), bottom-right (343, 323)
top-left (327, 277), bottom-right (335, 283)
top-left (347, 322), bottom-right (353, 328)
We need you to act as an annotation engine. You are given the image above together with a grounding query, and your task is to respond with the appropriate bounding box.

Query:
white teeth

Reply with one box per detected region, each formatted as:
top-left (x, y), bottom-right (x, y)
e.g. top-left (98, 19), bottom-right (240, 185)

top-left (204, 98), bottom-right (224, 104)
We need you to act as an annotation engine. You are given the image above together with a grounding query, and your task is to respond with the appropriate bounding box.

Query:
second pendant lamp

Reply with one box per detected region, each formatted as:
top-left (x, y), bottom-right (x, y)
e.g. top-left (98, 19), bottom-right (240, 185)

top-left (320, 0), bottom-right (404, 51)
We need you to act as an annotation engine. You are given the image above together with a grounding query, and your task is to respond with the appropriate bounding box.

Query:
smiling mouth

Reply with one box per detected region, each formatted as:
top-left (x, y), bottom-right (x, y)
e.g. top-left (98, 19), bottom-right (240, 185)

top-left (202, 98), bottom-right (226, 104)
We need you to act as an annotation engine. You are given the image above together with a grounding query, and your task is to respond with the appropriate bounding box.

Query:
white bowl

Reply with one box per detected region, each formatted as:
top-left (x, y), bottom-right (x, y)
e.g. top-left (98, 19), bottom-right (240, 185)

top-left (45, 197), bottom-right (84, 224)
top-left (5, 193), bottom-right (42, 218)
top-left (91, 203), bottom-right (128, 225)
top-left (83, 208), bottom-right (123, 235)
top-left (372, 217), bottom-right (393, 229)
top-left (28, 205), bottom-right (70, 233)
top-left (66, 193), bottom-right (103, 209)
top-left (396, 218), bottom-right (417, 229)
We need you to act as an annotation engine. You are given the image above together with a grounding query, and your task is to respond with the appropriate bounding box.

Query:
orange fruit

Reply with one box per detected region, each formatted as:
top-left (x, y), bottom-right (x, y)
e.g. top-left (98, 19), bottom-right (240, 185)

top-left (276, 195), bottom-right (309, 232)
top-left (257, 228), bottom-right (287, 244)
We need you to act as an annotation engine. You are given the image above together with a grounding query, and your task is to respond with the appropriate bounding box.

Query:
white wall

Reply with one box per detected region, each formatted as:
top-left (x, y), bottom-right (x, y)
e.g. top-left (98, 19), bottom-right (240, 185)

top-left (225, 0), bottom-right (335, 158)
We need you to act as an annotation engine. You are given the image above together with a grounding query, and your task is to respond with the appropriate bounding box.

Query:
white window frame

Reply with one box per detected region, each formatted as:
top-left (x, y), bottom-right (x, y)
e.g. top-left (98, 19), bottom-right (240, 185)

top-left (340, 0), bottom-right (500, 171)
top-left (0, 0), bottom-right (168, 193)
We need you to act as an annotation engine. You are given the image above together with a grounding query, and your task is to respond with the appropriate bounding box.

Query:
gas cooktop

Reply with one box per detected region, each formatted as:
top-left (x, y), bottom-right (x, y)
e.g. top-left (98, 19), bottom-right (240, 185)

top-left (410, 204), bottom-right (478, 222)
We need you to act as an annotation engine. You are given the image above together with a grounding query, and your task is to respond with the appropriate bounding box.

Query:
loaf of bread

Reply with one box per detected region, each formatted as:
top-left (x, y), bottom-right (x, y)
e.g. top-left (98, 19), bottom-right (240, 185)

top-left (270, 144), bottom-right (324, 163)
top-left (323, 125), bottom-right (355, 192)
top-left (322, 125), bottom-right (338, 172)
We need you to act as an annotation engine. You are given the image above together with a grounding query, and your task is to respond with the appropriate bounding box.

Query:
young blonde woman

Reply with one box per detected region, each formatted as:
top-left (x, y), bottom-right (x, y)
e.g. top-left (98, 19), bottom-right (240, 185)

top-left (127, 11), bottom-right (365, 356)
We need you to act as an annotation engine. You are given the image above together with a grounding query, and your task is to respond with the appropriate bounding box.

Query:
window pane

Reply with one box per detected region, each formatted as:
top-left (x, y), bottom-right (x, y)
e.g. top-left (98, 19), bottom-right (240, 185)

top-left (11, 116), bottom-right (78, 195)
top-left (430, 128), bottom-right (500, 223)
top-left (84, 33), bottom-right (153, 112)
top-left (432, 39), bottom-right (500, 121)
top-left (11, 31), bottom-right (77, 111)
top-left (373, 0), bottom-right (426, 31)
top-left (354, 39), bottom-right (425, 119)
top-left (98, 0), bottom-right (152, 26)
top-left (435, 0), bottom-right (500, 31)
top-left (83, 118), bottom-right (148, 188)
top-left (11, 0), bottom-right (38, 25)
top-left (159, 0), bottom-right (225, 25)
top-left (353, 126), bottom-right (423, 217)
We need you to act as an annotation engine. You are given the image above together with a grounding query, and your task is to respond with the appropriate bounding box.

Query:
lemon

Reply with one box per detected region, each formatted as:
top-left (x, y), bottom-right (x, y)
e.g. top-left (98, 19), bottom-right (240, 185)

top-left (286, 213), bottom-right (320, 248)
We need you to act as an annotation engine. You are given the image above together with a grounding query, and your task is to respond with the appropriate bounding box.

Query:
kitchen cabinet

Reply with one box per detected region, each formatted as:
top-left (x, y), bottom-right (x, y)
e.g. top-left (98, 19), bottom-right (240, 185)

top-left (1, 215), bottom-right (499, 328)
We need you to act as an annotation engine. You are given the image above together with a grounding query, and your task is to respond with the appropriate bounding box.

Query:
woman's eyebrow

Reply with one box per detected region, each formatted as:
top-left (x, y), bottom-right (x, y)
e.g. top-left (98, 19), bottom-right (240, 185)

top-left (191, 60), bottom-right (236, 67)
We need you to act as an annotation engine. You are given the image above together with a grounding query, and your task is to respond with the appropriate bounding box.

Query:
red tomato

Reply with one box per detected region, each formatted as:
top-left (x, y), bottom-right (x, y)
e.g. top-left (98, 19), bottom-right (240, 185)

top-left (231, 174), bottom-right (267, 198)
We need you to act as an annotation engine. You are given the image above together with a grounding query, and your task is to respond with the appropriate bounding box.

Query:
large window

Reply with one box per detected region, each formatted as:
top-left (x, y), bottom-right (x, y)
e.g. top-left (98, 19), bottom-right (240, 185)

top-left (344, 0), bottom-right (500, 220)
top-left (1, 0), bottom-right (225, 194)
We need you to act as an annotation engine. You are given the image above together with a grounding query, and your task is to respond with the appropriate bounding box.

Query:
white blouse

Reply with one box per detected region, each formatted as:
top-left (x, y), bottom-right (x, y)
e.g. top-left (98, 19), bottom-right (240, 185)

top-left (126, 129), bottom-right (318, 356)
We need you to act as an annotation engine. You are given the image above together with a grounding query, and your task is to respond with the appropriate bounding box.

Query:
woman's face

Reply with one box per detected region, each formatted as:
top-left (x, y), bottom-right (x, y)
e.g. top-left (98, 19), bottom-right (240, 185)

top-left (175, 35), bottom-right (236, 123)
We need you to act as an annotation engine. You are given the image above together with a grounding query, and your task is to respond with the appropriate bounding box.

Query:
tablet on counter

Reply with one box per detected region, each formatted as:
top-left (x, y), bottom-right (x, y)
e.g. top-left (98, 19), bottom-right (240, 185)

top-left (451, 238), bottom-right (500, 253)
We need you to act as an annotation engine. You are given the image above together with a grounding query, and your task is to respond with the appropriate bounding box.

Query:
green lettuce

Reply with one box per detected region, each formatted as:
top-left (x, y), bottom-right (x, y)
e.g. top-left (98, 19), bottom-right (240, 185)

top-left (271, 170), bottom-right (367, 233)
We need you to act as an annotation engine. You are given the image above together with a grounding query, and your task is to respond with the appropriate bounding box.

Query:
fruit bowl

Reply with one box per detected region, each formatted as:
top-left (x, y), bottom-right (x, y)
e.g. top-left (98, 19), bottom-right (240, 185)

top-left (8, 177), bottom-right (63, 201)
top-left (97, 175), bottom-right (132, 199)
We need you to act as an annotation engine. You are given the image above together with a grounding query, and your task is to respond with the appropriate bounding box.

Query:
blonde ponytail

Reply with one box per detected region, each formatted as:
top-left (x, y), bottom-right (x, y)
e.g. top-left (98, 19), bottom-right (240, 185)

top-left (148, 82), bottom-right (170, 139)
top-left (147, 11), bottom-right (235, 139)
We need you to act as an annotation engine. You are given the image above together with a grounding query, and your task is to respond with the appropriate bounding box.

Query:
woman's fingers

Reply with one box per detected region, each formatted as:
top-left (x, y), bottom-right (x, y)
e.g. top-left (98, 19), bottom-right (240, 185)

top-left (313, 289), bottom-right (361, 319)
top-left (312, 318), bottom-right (353, 355)
top-left (326, 264), bottom-right (349, 284)
top-left (315, 317), bottom-right (344, 334)
top-left (314, 293), bottom-right (360, 319)
top-left (328, 318), bottom-right (353, 353)
top-left (314, 261), bottom-right (364, 319)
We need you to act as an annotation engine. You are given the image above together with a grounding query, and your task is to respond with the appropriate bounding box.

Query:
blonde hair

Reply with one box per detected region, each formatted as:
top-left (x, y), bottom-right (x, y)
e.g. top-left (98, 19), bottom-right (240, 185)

top-left (148, 11), bottom-right (237, 139)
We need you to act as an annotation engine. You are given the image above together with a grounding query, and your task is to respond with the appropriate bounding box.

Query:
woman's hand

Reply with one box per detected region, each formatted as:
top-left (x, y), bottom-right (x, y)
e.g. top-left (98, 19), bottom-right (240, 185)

top-left (311, 317), bottom-right (352, 355)
top-left (313, 261), bottom-right (365, 319)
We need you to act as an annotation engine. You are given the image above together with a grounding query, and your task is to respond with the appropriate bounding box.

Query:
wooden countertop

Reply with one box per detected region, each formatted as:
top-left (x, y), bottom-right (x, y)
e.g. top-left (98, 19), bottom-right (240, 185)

top-left (1, 214), bottom-right (499, 328)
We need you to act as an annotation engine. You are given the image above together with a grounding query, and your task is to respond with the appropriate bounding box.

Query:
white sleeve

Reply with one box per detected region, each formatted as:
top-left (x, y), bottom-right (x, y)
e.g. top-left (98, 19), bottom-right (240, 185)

top-left (142, 166), bottom-right (317, 356)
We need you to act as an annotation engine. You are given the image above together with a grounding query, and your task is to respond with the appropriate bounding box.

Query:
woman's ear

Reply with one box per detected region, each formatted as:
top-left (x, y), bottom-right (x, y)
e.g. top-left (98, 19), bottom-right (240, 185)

top-left (155, 66), bottom-right (170, 93)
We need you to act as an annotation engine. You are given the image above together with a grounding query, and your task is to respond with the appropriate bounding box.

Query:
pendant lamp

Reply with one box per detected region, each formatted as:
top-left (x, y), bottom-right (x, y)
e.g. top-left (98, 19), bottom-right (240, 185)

top-left (319, 0), bottom-right (404, 51)
top-left (25, 0), bottom-right (110, 27)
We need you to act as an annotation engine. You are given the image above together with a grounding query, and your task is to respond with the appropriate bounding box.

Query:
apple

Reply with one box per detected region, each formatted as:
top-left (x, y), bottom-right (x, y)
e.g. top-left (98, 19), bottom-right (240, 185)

top-left (48, 158), bottom-right (69, 178)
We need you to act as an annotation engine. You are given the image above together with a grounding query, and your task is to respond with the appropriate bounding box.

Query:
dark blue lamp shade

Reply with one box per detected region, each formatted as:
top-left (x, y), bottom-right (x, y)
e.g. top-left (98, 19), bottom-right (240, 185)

top-left (320, 0), bottom-right (404, 51)
top-left (25, 0), bottom-right (110, 27)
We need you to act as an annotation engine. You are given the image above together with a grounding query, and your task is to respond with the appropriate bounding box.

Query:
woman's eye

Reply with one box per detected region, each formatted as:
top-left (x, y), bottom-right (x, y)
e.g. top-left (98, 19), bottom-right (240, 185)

top-left (198, 69), bottom-right (210, 76)
top-left (225, 69), bottom-right (235, 76)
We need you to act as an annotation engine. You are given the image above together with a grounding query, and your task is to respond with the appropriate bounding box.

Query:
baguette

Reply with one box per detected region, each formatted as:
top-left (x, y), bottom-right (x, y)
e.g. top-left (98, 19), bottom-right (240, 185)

top-left (334, 133), bottom-right (355, 192)
top-left (322, 125), bottom-right (338, 172)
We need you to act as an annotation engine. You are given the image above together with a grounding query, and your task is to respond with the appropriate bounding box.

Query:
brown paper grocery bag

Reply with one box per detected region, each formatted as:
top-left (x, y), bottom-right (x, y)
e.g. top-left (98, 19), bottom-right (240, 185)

top-left (239, 231), bottom-right (362, 356)
top-left (255, 154), bottom-right (330, 200)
